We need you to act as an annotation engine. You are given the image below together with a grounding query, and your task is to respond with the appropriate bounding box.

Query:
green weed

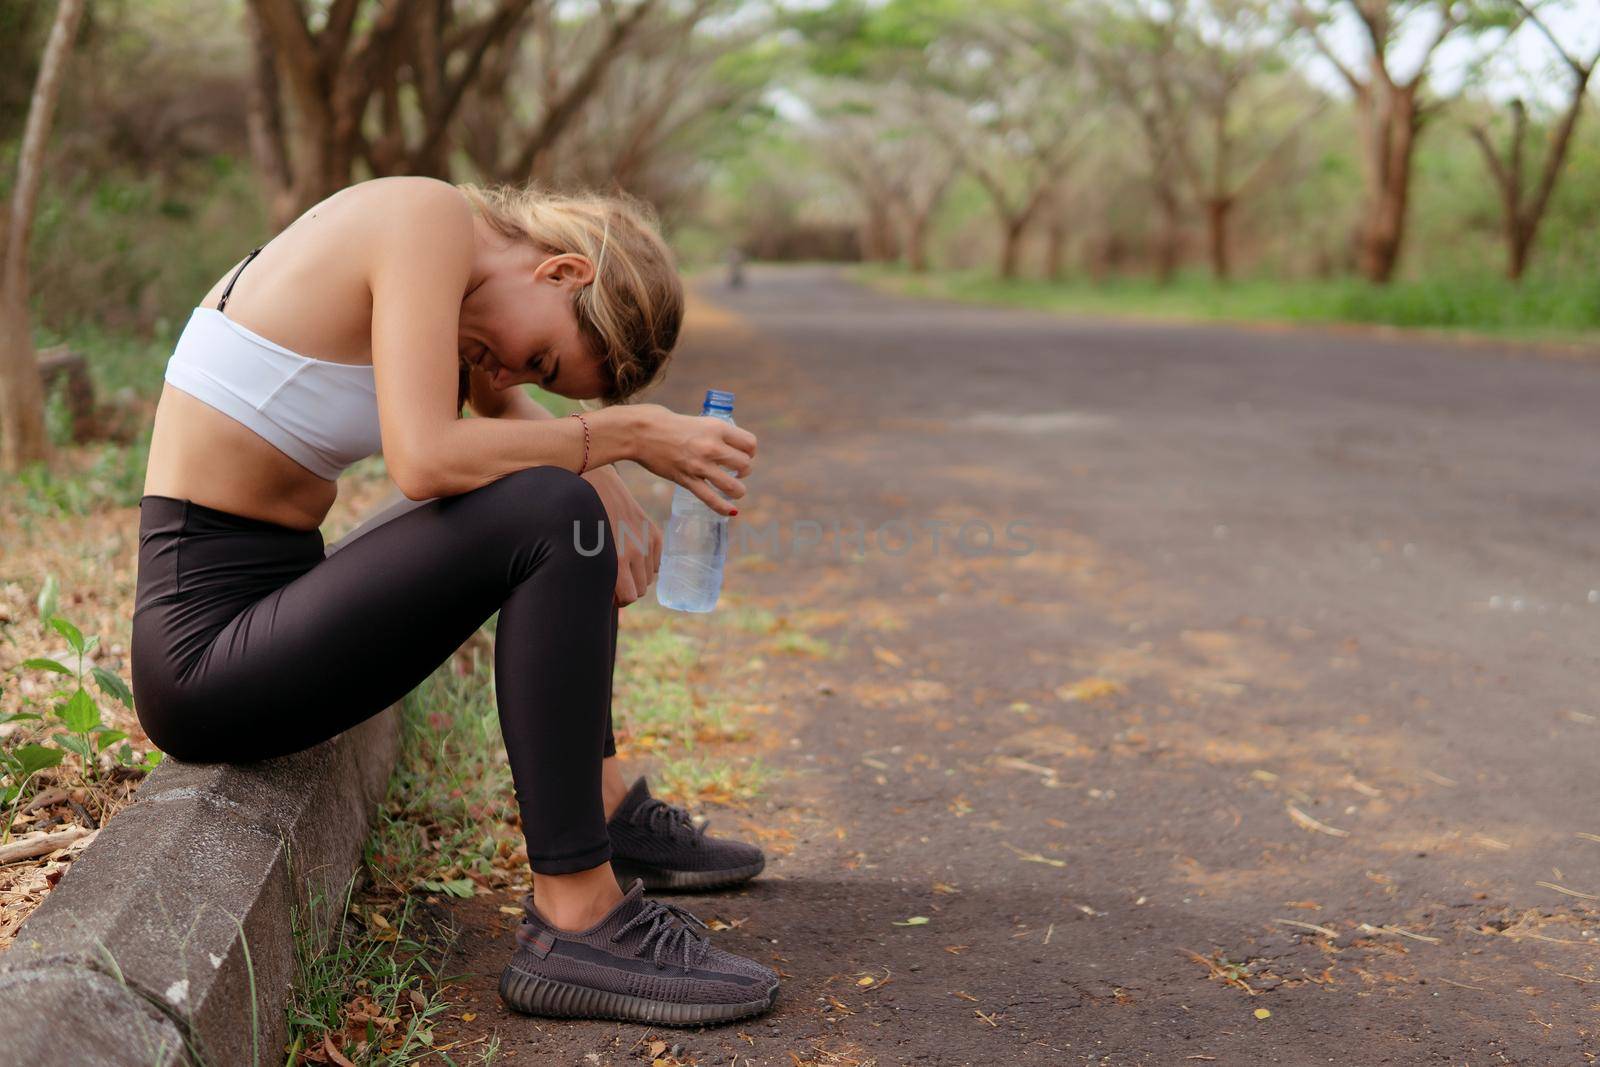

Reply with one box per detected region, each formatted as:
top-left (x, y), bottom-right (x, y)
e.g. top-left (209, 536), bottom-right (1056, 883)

top-left (283, 862), bottom-right (481, 1065)
top-left (655, 755), bottom-right (772, 806)
top-left (2, 431), bottom-right (151, 523)
top-left (283, 654), bottom-right (506, 1066)
top-left (2, 609), bottom-right (161, 842)
top-left (724, 607), bottom-right (781, 635)
top-left (767, 630), bottom-right (833, 658)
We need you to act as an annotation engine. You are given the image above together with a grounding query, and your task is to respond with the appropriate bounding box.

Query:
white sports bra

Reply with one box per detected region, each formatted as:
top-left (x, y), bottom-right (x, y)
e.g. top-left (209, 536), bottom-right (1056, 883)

top-left (163, 244), bottom-right (382, 481)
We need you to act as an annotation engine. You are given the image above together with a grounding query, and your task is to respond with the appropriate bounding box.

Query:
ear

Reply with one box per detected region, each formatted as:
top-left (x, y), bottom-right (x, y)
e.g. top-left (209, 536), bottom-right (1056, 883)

top-left (539, 253), bottom-right (595, 288)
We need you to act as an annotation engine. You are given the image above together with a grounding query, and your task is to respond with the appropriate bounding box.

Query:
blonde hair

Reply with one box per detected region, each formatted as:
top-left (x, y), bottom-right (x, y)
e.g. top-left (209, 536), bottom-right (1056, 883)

top-left (453, 179), bottom-right (683, 405)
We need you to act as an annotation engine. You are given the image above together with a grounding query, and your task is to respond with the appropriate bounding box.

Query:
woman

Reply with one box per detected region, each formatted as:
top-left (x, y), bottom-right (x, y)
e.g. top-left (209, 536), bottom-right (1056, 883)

top-left (130, 175), bottom-right (777, 1026)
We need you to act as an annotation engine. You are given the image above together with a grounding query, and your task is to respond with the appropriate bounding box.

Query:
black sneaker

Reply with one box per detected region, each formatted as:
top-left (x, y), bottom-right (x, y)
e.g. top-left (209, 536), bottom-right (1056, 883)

top-left (498, 878), bottom-right (779, 1026)
top-left (607, 777), bottom-right (766, 891)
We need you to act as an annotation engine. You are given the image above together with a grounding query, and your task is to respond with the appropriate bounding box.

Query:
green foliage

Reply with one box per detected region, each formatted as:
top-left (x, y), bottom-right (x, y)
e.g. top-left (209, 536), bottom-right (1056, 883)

top-left (26, 160), bottom-right (268, 341)
top-left (378, 654), bottom-right (515, 898)
top-left (1, 430), bottom-right (152, 522)
top-left (785, 0), bottom-right (959, 80)
top-left (655, 754), bottom-right (772, 803)
top-left (857, 263), bottom-right (1600, 341)
top-left (2, 610), bottom-right (160, 843)
top-left (283, 864), bottom-right (472, 1066)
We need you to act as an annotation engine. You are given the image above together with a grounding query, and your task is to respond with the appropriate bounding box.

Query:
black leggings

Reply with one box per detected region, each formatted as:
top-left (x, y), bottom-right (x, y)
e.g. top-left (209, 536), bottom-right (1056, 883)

top-left (130, 465), bottom-right (620, 875)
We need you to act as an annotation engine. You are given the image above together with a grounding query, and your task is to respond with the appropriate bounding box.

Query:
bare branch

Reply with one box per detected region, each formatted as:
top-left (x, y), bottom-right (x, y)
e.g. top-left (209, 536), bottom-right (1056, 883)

top-left (1511, 0), bottom-right (1587, 75)
top-left (1465, 120), bottom-right (1512, 195)
top-left (1236, 98), bottom-right (1330, 199)
top-left (1291, 5), bottom-right (1365, 92)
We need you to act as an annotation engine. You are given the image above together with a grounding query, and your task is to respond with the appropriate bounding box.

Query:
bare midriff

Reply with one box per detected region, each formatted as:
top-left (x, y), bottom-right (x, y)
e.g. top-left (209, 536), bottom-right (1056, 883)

top-left (142, 382), bottom-right (343, 532)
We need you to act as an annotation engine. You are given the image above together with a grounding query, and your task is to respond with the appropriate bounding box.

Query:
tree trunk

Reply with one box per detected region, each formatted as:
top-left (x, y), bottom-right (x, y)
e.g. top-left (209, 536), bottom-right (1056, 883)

top-left (1153, 185), bottom-right (1182, 285)
top-left (0, 0), bottom-right (85, 473)
top-left (0, 282), bottom-right (48, 473)
top-left (861, 199), bottom-right (900, 263)
top-left (1507, 222), bottom-right (1532, 282)
top-left (1204, 196), bottom-right (1234, 282)
top-left (1044, 216), bottom-right (1067, 282)
top-left (906, 210), bottom-right (932, 273)
top-left (999, 217), bottom-right (1027, 280)
top-left (1472, 73), bottom-right (1597, 283)
top-left (1354, 84), bottom-right (1418, 285)
top-left (242, 3), bottom-right (296, 226)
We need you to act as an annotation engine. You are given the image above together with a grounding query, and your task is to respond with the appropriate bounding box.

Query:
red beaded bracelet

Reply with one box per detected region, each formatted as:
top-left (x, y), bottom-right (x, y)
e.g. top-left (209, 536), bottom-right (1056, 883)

top-left (569, 411), bottom-right (591, 474)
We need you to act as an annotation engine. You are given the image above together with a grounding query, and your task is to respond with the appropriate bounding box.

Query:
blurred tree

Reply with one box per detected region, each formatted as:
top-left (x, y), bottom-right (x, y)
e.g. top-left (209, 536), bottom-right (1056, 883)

top-left (454, 0), bottom-right (663, 184)
top-left (246, 0), bottom-right (615, 221)
top-left (923, 1), bottom-right (1098, 278)
top-left (0, 0), bottom-right (85, 472)
top-left (802, 85), bottom-right (962, 264)
top-left (524, 0), bottom-right (774, 218)
top-left (786, 0), bottom-right (961, 269)
top-left (1084, 2), bottom-right (1191, 282)
top-left (246, 0), bottom-right (735, 223)
top-left (1164, 0), bottom-right (1325, 280)
top-left (1464, 0), bottom-right (1600, 280)
top-left (1291, 0), bottom-right (1519, 283)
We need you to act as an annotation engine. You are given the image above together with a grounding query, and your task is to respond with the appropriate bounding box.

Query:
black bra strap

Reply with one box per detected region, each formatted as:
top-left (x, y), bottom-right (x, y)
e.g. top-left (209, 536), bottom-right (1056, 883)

top-left (217, 245), bottom-right (265, 312)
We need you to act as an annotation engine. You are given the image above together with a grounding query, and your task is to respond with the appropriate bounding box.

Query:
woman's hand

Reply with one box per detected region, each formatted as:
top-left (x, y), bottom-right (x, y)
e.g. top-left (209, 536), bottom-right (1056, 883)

top-left (626, 404), bottom-right (757, 517)
top-left (582, 464), bottom-right (662, 607)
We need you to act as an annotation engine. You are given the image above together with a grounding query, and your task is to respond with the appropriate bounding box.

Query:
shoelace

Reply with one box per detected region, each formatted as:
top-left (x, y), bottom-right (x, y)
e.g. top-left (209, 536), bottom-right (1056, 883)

top-left (611, 898), bottom-right (713, 970)
top-left (635, 796), bottom-right (707, 846)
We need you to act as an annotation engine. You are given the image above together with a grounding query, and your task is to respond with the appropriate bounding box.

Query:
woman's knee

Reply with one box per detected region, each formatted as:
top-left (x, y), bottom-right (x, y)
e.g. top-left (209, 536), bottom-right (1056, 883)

top-left (487, 465), bottom-right (609, 526)
top-left (478, 466), bottom-right (616, 579)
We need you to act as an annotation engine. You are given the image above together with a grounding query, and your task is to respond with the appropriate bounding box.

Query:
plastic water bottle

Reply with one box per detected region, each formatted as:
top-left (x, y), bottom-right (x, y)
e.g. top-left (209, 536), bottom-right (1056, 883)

top-left (657, 389), bottom-right (737, 612)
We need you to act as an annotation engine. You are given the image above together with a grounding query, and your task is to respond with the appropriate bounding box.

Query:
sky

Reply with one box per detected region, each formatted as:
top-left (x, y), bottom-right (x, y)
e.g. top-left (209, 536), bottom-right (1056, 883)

top-left (1308, 1), bottom-right (1600, 107)
top-left (765, 0), bottom-right (1600, 116)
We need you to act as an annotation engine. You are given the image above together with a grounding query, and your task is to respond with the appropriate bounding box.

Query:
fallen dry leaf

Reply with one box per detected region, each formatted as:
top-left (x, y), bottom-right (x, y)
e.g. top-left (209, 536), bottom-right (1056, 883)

top-left (1054, 678), bottom-right (1125, 703)
top-left (1285, 803), bottom-right (1350, 838)
top-left (322, 1035), bottom-right (357, 1067)
top-left (1002, 842), bottom-right (1066, 867)
top-left (873, 647), bottom-right (905, 668)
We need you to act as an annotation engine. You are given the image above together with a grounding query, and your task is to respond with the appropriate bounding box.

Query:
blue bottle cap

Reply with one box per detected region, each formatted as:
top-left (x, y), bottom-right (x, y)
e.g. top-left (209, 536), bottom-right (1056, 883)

top-left (703, 388), bottom-right (735, 413)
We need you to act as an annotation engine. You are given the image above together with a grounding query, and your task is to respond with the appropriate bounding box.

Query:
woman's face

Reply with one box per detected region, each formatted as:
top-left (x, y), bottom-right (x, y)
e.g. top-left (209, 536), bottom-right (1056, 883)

top-left (459, 248), bottom-right (608, 399)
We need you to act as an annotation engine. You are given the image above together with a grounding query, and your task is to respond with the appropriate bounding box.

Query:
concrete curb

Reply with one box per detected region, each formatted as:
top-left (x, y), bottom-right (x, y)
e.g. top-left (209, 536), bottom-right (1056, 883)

top-left (0, 704), bottom-right (401, 1067)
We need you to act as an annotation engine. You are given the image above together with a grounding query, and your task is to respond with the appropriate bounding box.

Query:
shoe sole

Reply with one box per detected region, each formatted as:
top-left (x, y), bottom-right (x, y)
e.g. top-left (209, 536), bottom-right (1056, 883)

top-left (611, 856), bottom-right (766, 892)
top-left (499, 965), bottom-right (778, 1027)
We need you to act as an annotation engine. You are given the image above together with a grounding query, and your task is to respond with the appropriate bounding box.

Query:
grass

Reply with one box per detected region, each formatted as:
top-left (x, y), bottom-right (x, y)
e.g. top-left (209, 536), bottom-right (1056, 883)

top-left (853, 263), bottom-right (1600, 347)
top-left (282, 649), bottom-right (510, 1066)
top-left (654, 754), bottom-right (774, 807)
top-left (282, 864), bottom-right (483, 1066)
top-left (724, 606), bottom-right (781, 636)
top-left (612, 619), bottom-right (749, 754)
top-left (766, 630), bottom-right (834, 659)
top-left (1, 429), bottom-right (152, 527)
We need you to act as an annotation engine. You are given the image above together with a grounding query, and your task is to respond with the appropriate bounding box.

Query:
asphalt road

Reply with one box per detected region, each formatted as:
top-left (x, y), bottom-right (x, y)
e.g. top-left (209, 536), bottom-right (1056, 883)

top-left (436, 264), bottom-right (1600, 1066)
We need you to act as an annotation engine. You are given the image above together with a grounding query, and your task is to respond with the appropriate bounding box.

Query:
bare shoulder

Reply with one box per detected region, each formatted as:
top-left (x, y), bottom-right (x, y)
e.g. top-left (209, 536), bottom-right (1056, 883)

top-left (351, 176), bottom-right (474, 284)
top-left (352, 174), bottom-right (472, 225)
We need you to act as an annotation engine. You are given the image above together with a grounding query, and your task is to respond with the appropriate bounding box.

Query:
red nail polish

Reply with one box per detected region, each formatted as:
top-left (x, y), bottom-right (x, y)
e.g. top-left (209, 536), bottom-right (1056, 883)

top-left (730, 508), bottom-right (739, 516)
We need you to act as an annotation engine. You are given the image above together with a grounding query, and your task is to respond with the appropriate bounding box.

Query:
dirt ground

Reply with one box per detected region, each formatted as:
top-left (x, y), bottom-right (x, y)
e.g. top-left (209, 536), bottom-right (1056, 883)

top-left (427, 265), bottom-right (1600, 1066)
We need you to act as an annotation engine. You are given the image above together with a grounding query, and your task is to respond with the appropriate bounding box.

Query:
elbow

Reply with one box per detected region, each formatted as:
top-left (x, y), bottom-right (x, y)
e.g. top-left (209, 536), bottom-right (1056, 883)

top-left (388, 454), bottom-right (443, 501)
top-left (385, 427), bottom-right (454, 501)
top-left (384, 412), bottom-right (476, 500)
top-left (396, 475), bottom-right (438, 502)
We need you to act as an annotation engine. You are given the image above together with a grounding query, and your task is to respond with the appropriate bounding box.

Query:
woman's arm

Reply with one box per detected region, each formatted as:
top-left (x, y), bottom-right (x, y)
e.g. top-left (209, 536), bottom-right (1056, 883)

top-left (470, 376), bottom-right (661, 605)
top-left (370, 178), bottom-right (753, 511)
